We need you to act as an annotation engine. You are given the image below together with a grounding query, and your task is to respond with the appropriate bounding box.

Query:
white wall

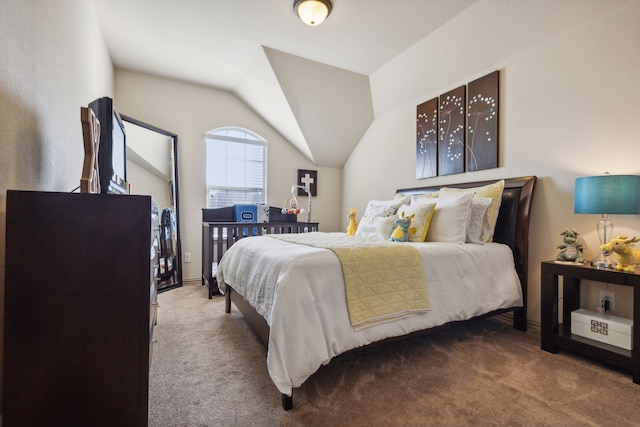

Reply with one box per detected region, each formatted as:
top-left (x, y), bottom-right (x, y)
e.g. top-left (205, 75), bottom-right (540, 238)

top-left (0, 0), bottom-right (114, 410)
top-left (114, 70), bottom-right (342, 281)
top-left (0, 1), bottom-right (114, 192)
top-left (343, 0), bottom-right (640, 323)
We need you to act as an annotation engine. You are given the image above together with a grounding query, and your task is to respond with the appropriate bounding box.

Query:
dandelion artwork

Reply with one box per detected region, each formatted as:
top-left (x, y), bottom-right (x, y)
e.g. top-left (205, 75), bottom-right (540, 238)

top-left (416, 97), bottom-right (438, 179)
top-left (467, 70), bottom-right (499, 171)
top-left (438, 86), bottom-right (466, 176)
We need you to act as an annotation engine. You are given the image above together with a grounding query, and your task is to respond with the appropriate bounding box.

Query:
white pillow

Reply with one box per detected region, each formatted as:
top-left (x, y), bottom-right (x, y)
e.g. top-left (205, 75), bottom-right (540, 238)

top-left (364, 197), bottom-right (407, 218)
top-left (466, 198), bottom-right (492, 244)
top-left (355, 215), bottom-right (398, 240)
top-left (439, 180), bottom-right (504, 242)
top-left (410, 192), bottom-right (439, 205)
top-left (394, 193), bottom-right (412, 202)
top-left (396, 202), bottom-right (436, 242)
top-left (425, 193), bottom-right (474, 243)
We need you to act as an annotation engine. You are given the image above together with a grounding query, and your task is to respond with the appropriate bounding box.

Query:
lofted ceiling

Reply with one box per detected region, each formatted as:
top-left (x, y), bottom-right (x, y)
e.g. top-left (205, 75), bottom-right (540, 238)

top-left (92, 0), bottom-right (477, 167)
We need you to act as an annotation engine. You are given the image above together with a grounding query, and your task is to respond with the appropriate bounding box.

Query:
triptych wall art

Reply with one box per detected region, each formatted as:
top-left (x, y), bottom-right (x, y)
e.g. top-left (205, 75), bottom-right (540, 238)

top-left (416, 70), bottom-right (499, 179)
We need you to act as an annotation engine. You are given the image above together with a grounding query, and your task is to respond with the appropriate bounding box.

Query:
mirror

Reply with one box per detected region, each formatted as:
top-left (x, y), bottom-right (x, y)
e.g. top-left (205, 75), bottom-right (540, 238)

top-left (121, 114), bottom-right (182, 292)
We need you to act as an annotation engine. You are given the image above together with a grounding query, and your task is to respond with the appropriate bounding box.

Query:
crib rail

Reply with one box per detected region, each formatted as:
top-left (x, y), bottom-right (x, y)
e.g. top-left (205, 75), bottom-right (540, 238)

top-left (202, 221), bottom-right (319, 298)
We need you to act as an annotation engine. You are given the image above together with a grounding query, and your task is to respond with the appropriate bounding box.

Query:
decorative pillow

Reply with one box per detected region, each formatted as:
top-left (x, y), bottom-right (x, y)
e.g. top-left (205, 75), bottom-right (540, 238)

top-left (439, 180), bottom-right (504, 242)
top-left (410, 192), bottom-right (439, 205)
top-left (364, 197), bottom-right (407, 218)
top-left (466, 198), bottom-right (492, 244)
top-left (425, 193), bottom-right (474, 243)
top-left (355, 215), bottom-right (398, 240)
top-left (394, 193), bottom-right (411, 202)
top-left (396, 202), bottom-right (436, 242)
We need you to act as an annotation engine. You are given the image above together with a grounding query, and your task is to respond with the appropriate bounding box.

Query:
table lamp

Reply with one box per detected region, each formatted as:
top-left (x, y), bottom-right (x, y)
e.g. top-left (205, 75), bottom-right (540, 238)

top-left (574, 173), bottom-right (640, 268)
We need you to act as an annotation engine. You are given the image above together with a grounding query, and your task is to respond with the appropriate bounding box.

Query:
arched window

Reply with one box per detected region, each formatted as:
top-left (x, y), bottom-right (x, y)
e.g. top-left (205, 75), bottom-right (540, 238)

top-left (205, 127), bottom-right (267, 209)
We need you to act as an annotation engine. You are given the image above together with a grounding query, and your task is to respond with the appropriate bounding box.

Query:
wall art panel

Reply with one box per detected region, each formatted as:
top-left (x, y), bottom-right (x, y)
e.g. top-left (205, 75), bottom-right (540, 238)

top-left (438, 86), bottom-right (466, 176)
top-left (416, 97), bottom-right (439, 179)
top-left (467, 70), bottom-right (499, 172)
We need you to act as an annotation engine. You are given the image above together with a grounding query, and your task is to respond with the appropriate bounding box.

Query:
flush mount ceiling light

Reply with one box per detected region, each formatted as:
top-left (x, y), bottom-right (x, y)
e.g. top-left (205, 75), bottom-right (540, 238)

top-left (293, 0), bottom-right (332, 26)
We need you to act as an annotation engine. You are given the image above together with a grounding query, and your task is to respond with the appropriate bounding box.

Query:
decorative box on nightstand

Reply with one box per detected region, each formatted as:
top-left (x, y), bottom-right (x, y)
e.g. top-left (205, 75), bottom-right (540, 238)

top-left (571, 308), bottom-right (633, 350)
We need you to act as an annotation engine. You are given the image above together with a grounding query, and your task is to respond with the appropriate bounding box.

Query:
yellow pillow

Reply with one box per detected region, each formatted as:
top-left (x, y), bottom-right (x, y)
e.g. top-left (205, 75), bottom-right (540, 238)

top-left (439, 180), bottom-right (504, 242)
top-left (396, 202), bottom-right (436, 242)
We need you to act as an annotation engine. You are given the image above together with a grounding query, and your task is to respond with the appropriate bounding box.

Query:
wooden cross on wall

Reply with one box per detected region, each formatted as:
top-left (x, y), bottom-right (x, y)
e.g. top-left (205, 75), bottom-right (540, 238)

top-left (297, 169), bottom-right (317, 196)
top-left (80, 107), bottom-right (101, 194)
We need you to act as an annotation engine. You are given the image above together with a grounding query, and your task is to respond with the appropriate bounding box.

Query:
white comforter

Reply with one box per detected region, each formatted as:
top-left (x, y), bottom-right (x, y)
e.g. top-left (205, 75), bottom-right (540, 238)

top-left (217, 233), bottom-right (522, 396)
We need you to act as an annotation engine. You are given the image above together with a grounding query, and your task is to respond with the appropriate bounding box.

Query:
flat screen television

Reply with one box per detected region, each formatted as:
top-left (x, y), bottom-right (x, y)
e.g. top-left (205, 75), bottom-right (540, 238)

top-left (88, 96), bottom-right (127, 195)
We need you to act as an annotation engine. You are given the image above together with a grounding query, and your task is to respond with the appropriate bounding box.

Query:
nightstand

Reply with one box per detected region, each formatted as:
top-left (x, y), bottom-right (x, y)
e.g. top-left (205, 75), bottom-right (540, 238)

top-left (540, 261), bottom-right (640, 384)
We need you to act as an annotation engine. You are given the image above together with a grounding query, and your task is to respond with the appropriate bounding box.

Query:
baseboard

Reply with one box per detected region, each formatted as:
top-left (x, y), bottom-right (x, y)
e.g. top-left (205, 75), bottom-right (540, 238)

top-left (183, 277), bottom-right (201, 286)
top-left (527, 318), bottom-right (541, 334)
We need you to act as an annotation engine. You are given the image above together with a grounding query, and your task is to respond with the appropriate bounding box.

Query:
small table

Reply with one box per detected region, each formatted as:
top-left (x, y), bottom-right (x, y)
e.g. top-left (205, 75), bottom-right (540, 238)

top-left (540, 261), bottom-right (640, 384)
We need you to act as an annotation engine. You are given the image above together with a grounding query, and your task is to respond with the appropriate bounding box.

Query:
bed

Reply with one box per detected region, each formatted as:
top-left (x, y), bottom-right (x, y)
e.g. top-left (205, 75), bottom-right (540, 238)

top-left (216, 176), bottom-right (536, 410)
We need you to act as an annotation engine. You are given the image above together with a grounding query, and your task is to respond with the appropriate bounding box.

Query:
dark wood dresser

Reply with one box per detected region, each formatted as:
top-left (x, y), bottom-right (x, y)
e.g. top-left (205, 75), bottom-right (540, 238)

top-left (3, 190), bottom-right (157, 426)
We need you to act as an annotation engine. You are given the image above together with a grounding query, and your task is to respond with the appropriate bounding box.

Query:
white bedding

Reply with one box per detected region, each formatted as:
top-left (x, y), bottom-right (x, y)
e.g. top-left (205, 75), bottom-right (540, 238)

top-left (217, 232), bottom-right (523, 396)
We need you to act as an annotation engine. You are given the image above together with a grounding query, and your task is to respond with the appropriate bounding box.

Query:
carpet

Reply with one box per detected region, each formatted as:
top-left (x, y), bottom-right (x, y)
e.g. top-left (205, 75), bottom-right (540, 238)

top-left (149, 283), bottom-right (640, 426)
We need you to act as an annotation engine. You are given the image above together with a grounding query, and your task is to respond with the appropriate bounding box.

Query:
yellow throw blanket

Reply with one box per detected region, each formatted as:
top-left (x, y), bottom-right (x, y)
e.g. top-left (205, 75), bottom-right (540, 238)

top-left (267, 233), bottom-right (431, 330)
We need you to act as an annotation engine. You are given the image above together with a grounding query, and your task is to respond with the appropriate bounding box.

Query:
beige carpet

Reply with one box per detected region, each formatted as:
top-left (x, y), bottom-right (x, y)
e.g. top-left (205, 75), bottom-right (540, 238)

top-left (149, 283), bottom-right (640, 426)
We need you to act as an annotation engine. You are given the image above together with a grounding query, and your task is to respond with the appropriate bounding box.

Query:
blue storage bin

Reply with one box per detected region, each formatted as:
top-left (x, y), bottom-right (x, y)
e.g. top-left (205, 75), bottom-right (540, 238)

top-left (233, 204), bottom-right (258, 236)
top-left (233, 204), bottom-right (257, 222)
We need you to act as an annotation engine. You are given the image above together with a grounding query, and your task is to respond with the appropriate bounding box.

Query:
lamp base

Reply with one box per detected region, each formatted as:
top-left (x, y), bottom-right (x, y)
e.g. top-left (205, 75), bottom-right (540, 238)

top-left (592, 252), bottom-right (616, 269)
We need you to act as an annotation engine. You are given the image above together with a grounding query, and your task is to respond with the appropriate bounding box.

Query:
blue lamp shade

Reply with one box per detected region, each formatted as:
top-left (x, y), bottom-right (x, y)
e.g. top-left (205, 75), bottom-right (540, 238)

top-left (574, 175), bottom-right (640, 214)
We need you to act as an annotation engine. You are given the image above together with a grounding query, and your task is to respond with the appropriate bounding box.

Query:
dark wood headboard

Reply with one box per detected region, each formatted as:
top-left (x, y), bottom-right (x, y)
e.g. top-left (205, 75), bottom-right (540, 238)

top-left (397, 176), bottom-right (537, 330)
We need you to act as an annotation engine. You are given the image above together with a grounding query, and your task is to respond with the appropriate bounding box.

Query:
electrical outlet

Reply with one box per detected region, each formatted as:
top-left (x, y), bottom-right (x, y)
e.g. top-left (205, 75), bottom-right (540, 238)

top-left (184, 252), bottom-right (192, 263)
top-left (600, 290), bottom-right (615, 310)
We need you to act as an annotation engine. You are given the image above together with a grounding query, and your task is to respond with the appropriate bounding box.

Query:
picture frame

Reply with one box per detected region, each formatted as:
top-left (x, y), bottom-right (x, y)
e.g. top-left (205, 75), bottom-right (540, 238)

top-left (297, 169), bottom-right (317, 196)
